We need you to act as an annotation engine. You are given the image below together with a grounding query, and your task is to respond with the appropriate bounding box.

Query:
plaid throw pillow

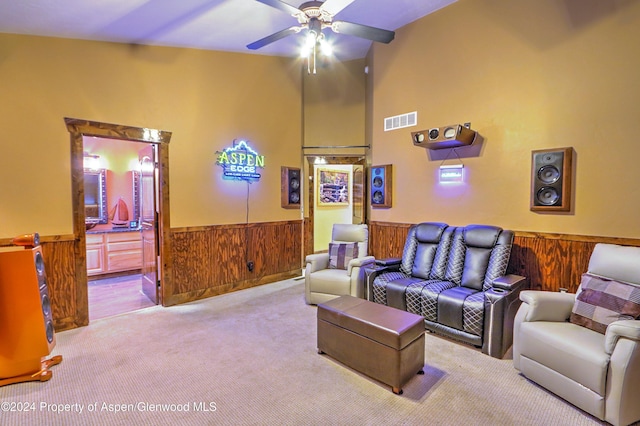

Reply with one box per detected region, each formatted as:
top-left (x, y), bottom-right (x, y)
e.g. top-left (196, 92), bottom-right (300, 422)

top-left (570, 273), bottom-right (640, 334)
top-left (328, 242), bottom-right (359, 270)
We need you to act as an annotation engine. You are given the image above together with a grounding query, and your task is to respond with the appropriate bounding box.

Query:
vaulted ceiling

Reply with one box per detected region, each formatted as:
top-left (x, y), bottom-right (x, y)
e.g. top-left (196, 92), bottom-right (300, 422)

top-left (0, 0), bottom-right (456, 61)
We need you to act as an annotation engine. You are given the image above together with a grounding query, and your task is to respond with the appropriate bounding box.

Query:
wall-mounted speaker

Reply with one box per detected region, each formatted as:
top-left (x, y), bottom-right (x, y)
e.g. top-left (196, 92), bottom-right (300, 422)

top-left (0, 244), bottom-right (56, 379)
top-left (371, 164), bottom-right (392, 208)
top-left (412, 124), bottom-right (477, 150)
top-left (530, 147), bottom-right (573, 212)
top-left (281, 166), bottom-right (301, 209)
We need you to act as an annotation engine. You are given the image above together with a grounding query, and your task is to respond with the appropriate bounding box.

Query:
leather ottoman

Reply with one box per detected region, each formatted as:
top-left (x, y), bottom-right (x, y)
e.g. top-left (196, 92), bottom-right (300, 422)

top-left (317, 295), bottom-right (425, 394)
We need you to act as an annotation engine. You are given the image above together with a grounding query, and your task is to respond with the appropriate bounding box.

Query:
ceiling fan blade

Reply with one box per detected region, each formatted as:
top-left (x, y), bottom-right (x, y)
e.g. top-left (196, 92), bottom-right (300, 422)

top-left (255, 0), bottom-right (305, 19)
top-left (331, 21), bottom-right (395, 44)
top-left (247, 27), bottom-right (301, 50)
top-left (319, 0), bottom-right (356, 16)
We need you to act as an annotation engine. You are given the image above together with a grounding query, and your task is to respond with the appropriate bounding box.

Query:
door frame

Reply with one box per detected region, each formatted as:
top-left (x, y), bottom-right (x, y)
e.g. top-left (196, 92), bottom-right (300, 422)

top-left (305, 155), bottom-right (366, 256)
top-left (65, 118), bottom-right (172, 326)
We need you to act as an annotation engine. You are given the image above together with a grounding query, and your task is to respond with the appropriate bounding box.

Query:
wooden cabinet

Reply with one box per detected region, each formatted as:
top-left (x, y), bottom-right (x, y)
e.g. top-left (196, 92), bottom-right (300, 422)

top-left (86, 233), bottom-right (105, 275)
top-left (86, 231), bottom-right (142, 276)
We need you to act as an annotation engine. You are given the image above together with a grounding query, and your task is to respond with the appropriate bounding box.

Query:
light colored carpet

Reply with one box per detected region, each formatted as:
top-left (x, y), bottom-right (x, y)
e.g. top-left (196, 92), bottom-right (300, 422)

top-left (1, 279), bottom-right (605, 425)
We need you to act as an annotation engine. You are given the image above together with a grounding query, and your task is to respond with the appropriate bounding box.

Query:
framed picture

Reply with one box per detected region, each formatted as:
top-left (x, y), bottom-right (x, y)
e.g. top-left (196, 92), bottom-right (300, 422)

top-left (317, 168), bottom-right (349, 206)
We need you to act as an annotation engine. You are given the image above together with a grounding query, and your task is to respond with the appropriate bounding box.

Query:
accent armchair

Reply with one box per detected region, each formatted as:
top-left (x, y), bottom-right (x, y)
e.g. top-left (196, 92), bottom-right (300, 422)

top-left (513, 243), bottom-right (640, 426)
top-left (304, 224), bottom-right (375, 305)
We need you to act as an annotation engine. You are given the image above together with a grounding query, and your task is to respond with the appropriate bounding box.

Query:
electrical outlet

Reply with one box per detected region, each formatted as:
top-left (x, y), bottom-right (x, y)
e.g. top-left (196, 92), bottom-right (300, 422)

top-left (247, 261), bottom-right (254, 272)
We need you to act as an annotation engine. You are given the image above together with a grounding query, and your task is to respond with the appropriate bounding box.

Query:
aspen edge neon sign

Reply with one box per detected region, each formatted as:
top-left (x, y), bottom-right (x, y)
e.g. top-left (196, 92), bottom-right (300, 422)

top-left (216, 140), bottom-right (265, 182)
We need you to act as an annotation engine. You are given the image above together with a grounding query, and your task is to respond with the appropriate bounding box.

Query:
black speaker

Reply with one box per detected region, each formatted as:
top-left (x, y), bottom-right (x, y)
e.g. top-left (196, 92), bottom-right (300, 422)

top-left (530, 147), bottom-right (573, 212)
top-left (0, 236), bottom-right (56, 379)
top-left (371, 164), bottom-right (392, 208)
top-left (281, 166), bottom-right (301, 209)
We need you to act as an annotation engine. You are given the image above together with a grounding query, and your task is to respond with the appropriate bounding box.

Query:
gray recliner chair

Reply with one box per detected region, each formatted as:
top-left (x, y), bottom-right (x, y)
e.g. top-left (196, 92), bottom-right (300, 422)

top-left (305, 224), bottom-right (375, 305)
top-left (513, 243), bottom-right (640, 426)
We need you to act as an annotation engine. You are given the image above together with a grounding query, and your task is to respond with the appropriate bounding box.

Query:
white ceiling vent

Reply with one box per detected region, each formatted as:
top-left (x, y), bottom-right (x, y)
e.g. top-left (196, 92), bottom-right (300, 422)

top-left (384, 111), bottom-right (417, 131)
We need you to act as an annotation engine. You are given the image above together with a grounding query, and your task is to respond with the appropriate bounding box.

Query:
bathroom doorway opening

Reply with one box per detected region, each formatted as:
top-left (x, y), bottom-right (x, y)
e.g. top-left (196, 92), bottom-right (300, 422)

top-left (83, 136), bottom-right (159, 320)
top-left (306, 156), bottom-right (366, 254)
top-left (66, 117), bottom-right (171, 326)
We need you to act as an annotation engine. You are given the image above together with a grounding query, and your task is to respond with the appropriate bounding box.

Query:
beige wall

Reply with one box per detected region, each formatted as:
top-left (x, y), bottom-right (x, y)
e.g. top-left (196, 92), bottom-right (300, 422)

top-left (0, 34), bottom-right (302, 238)
top-left (369, 0), bottom-right (640, 238)
top-left (303, 58), bottom-right (367, 150)
top-left (302, 59), bottom-right (367, 220)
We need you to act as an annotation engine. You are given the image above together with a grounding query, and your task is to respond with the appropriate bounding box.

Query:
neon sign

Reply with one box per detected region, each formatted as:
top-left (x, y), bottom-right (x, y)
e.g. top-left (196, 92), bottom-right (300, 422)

top-left (216, 140), bottom-right (265, 182)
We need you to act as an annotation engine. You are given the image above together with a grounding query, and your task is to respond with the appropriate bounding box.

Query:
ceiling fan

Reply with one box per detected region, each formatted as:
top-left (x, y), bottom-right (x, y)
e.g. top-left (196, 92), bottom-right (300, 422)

top-left (246, 0), bottom-right (395, 52)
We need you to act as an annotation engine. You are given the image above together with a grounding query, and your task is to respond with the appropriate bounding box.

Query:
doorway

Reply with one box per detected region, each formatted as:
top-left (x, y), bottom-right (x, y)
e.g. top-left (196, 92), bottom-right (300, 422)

top-left (306, 156), bottom-right (366, 254)
top-left (82, 136), bottom-right (159, 320)
top-left (66, 118), bottom-right (172, 327)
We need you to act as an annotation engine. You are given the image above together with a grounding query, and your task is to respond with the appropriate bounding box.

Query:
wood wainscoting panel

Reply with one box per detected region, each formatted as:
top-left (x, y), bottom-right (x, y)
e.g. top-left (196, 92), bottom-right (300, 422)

top-left (510, 236), bottom-right (595, 293)
top-left (171, 228), bottom-right (217, 295)
top-left (278, 221), bottom-right (303, 272)
top-left (169, 220), bottom-right (302, 305)
top-left (303, 217), bottom-right (313, 259)
top-left (368, 222), bottom-right (412, 260)
top-left (250, 221), bottom-right (302, 274)
top-left (170, 225), bottom-right (245, 296)
top-left (368, 221), bottom-right (640, 294)
top-left (40, 240), bottom-right (78, 329)
top-left (0, 221), bottom-right (302, 331)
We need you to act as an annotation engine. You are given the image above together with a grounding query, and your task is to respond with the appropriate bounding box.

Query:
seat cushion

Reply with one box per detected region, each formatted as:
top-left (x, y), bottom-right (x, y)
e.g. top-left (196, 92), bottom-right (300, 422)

top-left (418, 280), bottom-right (458, 321)
top-left (371, 271), bottom-right (407, 305)
top-left (519, 320), bottom-right (610, 395)
top-left (570, 273), bottom-right (640, 334)
top-left (384, 276), bottom-right (426, 311)
top-left (309, 269), bottom-right (351, 295)
top-left (437, 286), bottom-right (479, 330)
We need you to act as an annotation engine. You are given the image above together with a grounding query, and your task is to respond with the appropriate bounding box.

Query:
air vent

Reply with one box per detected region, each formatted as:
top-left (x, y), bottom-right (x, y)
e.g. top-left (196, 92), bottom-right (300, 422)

top-left (384, 111), bottom-right (417, 132)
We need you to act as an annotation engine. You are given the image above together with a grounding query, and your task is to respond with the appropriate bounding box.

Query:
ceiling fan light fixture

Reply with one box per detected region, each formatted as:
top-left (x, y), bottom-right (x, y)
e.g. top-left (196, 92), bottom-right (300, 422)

top-left (319, 36), bottom-right (332, 56)
top-left (249, 0), bottom-right (394, 72)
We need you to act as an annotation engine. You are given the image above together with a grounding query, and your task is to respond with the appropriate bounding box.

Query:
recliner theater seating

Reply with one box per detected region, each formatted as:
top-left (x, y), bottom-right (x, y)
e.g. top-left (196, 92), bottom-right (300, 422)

top-left (367, 222), bottom-right (527, 358)
top-left (513, 243), bottom-right (640, 426)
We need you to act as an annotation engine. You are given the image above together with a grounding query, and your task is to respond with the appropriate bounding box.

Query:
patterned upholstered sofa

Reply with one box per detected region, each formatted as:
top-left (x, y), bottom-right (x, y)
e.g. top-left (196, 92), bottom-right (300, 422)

top-left (366, 222), bottom-right (527, 358)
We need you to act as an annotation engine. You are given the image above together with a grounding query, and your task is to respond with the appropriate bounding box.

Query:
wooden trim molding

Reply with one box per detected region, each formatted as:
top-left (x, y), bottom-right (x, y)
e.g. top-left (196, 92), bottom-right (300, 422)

top-left (0, 234), bottom-right (75, 247)
top-left (65, 117), bottom-right (172, 328)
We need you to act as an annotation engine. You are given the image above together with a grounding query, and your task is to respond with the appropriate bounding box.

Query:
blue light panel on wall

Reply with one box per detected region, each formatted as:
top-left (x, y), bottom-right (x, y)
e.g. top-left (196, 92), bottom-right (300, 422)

top-left (439, 164), bottom-right (464, 184)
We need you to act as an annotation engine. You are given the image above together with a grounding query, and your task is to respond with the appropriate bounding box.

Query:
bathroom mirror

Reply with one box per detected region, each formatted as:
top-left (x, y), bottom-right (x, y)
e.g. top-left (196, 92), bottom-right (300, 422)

top-left (84, 169), bottom-right (107, 225)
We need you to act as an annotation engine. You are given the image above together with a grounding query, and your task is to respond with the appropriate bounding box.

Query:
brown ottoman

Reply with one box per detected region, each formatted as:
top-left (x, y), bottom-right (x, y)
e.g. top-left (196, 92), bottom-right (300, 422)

top-left (317, 295), bottom-right (425, 394)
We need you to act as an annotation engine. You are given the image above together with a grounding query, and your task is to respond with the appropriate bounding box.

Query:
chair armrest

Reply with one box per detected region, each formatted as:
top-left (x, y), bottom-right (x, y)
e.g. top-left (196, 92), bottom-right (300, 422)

top-left (348, 255), bottom-right (376, 270)
top-left (305, 253), bottom-right (329, 273)
top-left (347, 256), bottom-right (376, 277)
top-left (492, 274), bottom-right (527, 291)
top-left (519, 290), bottom-right (576, 322)
top-left (605, 320), bottom-right (640, 354)
top-left (375, 257), bottom-right (401, 267)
